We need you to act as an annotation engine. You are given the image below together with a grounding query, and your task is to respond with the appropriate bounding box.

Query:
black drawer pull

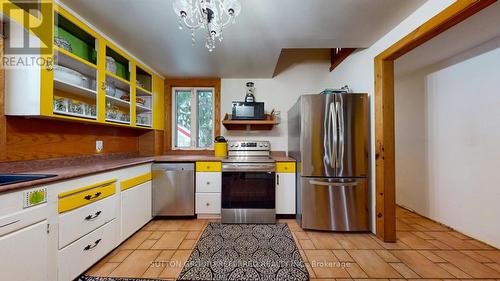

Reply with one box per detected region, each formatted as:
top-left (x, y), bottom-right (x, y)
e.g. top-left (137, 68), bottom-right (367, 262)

top-left (83, 239), bottom-right (101, 251)
top-left (85, 211), bottom-right (102, 221)
top-left (84, 192), bottom-right (102, 201)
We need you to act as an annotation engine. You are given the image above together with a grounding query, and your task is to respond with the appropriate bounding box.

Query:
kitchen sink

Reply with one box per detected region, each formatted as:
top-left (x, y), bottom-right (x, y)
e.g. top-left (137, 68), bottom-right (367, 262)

top-left (0, 174), bottom-right (57, 186)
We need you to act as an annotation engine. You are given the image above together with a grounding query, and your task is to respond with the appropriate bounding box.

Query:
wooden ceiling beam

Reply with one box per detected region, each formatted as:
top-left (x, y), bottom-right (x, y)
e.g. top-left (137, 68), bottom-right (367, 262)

top-left (330, 48), bottom-right (357, 72)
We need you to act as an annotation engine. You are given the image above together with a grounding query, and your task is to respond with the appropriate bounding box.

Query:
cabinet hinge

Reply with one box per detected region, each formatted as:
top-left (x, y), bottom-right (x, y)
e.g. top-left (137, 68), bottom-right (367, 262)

top-left (0, 21), bottom-right (7, 39)
top-left (46, 223), bottom-right (50, 234)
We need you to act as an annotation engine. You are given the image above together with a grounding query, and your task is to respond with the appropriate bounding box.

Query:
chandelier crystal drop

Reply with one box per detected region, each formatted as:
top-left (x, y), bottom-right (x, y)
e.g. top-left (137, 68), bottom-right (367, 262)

top-left (173, 0), bottom-right (241, 52)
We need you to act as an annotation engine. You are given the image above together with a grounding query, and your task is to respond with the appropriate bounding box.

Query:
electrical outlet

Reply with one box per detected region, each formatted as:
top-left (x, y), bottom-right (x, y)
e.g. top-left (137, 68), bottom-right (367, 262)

top-left (96, 140), bottom-right (104, 152)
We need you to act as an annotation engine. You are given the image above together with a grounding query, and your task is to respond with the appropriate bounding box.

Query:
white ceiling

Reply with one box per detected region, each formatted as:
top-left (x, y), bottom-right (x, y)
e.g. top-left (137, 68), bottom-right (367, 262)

top-left (60, 0), bottom-right (426, 78)
top-left (395, 1), bottom-right (500, 77)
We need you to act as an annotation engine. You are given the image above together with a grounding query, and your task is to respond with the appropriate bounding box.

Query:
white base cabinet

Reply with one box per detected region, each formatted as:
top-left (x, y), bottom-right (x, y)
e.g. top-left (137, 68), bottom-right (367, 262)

top-left (195, 170), bottom-right (221, 216)
top-left (0, 220), bottom-right (49, 281)
top-left (58, 219), bottom-right (118, 281)
top-left (0, 163), bottom-right (153, 281)
top-left (0, 197), bottom-right (50, 281)
top-left (276, 172), bottom-right (296, 214)
top-left (121, 181), bottom-right (152, 241)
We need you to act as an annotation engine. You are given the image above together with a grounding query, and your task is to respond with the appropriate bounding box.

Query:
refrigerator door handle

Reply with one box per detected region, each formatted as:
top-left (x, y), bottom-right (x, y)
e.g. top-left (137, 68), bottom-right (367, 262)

top-left (337, 96), bottom-right (345, 174)
top-left (330, 102), bottom-right (338, 169)
top-left (309, 179), bottom-right (361, 187)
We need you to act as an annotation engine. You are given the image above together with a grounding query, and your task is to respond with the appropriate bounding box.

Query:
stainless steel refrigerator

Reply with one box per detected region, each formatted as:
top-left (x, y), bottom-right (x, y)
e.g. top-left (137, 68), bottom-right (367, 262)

top-left (288, 93), bottom-right (370, 231)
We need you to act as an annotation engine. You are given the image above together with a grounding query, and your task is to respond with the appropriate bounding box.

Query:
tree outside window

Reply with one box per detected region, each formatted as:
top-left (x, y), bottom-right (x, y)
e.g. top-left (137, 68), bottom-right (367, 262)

top-left (173, 88), bottom-right (214, 149)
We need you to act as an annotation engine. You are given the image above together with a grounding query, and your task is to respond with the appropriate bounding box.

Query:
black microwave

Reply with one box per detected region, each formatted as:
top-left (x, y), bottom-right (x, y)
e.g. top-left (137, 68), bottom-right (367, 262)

top-left (231, 102), bottom-right (265, 120)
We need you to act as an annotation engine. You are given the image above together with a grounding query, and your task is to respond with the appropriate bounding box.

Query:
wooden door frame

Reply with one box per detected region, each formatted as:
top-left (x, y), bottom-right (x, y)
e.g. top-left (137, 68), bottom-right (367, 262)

top-left (374, 0), bottom-right (496, 241)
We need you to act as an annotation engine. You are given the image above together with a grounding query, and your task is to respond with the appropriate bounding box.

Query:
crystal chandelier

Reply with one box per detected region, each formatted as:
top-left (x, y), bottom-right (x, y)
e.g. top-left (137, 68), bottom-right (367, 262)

top-left (173, 0), bottom-right (241, 52)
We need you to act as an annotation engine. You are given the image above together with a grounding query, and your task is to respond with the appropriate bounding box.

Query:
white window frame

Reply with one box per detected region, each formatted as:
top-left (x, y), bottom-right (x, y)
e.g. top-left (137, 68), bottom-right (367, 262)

top-left (172, 87), bottom-right (215, 150)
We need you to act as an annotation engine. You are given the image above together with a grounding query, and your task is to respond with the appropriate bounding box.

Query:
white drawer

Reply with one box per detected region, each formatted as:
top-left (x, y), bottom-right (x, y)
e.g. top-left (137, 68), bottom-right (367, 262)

top-left (196, 172), bottom-right (221, 193)
top-left (195, 193), bottom-right (221, 214)
top-left (58, 219), bottom-right (118, 281)
top-left (59, 195), bottom-right (117, 249)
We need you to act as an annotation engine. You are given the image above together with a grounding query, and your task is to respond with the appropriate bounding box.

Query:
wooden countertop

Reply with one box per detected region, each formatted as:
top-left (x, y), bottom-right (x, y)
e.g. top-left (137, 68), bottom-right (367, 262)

top-left (154, 155), bottom-right (226, 162)
top-left (272, 156), bottom-right (296, 162)
top-left (0, 154), bottom-right (296, 193)
top-left (0, 156), bottom-right (155, 193)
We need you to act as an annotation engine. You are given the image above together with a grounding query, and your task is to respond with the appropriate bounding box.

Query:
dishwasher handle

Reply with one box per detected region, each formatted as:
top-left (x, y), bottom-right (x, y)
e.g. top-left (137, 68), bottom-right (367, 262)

top-left (152, 163), bottom-right (195, 172)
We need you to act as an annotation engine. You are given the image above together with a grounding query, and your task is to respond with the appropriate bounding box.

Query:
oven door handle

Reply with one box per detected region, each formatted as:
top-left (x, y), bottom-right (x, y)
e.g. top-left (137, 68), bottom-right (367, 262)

top-left (222, 163), bottom-right (276, 172)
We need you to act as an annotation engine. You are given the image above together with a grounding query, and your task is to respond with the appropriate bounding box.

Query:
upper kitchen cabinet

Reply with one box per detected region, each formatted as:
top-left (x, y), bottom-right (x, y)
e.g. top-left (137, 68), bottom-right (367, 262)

top-left (134, 64), bottom-right (154, 127)
top-left (52, 9), bottom-right (99, 121)
top-left (104, 44), bottom-right (132, 125)
top-left (4, 3), bottom-right (164, 130)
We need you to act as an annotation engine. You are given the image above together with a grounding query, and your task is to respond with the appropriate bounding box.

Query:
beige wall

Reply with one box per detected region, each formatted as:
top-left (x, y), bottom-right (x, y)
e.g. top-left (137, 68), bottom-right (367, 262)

top-left (221, 61), bottom-right (332, 151)
top-left (395, 37), bottom-right (500, 248)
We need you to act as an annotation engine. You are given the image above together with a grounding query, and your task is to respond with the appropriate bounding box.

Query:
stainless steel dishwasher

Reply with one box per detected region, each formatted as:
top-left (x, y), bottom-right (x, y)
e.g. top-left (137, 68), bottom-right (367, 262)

top-left (152, 163), bottom-right (195, 216)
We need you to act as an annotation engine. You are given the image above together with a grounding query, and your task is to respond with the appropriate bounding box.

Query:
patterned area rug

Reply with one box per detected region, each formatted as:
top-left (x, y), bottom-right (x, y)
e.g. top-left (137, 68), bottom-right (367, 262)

top-left (177, 223), bottom-right (309, 281)
top-left (77, 276), bottom-right (167, 281)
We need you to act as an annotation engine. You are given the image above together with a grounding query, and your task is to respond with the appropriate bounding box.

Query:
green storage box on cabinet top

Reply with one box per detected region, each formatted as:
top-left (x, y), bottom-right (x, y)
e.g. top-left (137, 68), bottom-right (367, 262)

top-left (55, 26), bottom-right (96, 64)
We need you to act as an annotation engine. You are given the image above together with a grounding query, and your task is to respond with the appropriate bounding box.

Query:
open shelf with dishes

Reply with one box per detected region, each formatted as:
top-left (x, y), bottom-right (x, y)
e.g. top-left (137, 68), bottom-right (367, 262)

top-left (52, 11), bottom-right (98, 121)
top-left (4, 3), bottom-right (164, 130)
top-left (106, 47), bottom-right (130, 82)
top-left (105, 46), bottom-right (131, 125)
top-left (136, 111), bottom-right (152, 127)
top-left (105, 98), bottom-right (131, 124)
top-left (134, 65), bottom-right (153, 127)
top-left (136, 66), bottom-right (153, 94)
top-left (54, 13), bottom-right (97, 66)
top-left (105, 84), bottom-right (131, 125)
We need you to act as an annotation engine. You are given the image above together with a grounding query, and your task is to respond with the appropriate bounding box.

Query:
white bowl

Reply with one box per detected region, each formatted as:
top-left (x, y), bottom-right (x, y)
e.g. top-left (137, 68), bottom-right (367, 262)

top-left (54, 65), bottom-right (88, 88)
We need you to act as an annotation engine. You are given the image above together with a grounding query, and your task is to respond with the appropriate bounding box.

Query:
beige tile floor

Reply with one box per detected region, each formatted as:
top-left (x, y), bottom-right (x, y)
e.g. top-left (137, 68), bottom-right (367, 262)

top-left (86, 207), bottom-right (500, 280)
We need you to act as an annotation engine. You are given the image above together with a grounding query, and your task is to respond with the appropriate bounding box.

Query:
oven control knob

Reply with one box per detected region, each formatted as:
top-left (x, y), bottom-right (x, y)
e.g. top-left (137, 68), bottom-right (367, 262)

top-left (235, 144), bottom-right (239, 147)
top-left (264, 143), bottom-right (269, 147)
top-left (230, 144), bottom-right (234, 147)
top-left (259, 143), bottom-right (263, 147)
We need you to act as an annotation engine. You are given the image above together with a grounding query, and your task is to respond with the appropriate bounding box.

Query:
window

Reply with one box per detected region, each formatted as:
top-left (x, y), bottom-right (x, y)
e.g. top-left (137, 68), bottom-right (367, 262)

top-left (173, 87), bottom-right (214, 149)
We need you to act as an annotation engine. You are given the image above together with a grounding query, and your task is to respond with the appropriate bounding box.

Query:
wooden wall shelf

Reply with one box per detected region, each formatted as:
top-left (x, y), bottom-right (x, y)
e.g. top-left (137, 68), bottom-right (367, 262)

top-left (222, 114), bottom-right (277, 130)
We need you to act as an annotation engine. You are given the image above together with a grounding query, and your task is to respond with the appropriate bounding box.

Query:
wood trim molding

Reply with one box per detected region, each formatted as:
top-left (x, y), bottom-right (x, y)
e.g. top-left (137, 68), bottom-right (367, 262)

top-left (330, 48), bottom-right (356, 72)
top-left (0, 38), bottom-right (5, 161)
top-left (163, 77), bottom-right (221, 154)
top-left (374, 59), bottom-right (396, 242)
top-left (138, 130), bottom-right (164, 156)
top-left (377, 0), bottom-right (497, 61)
top-left (374, 0), bottom-right (496, 242)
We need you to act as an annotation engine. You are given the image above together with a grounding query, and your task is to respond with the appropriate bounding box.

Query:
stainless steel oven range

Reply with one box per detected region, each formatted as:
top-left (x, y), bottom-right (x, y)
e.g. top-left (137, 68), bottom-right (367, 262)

top-left (221, 140), bottom-right (276, 223)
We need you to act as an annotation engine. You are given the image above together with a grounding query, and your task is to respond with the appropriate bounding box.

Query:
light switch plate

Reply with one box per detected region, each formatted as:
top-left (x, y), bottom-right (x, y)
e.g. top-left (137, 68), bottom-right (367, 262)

top-left (96, 140), bottom-right (104, 152)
